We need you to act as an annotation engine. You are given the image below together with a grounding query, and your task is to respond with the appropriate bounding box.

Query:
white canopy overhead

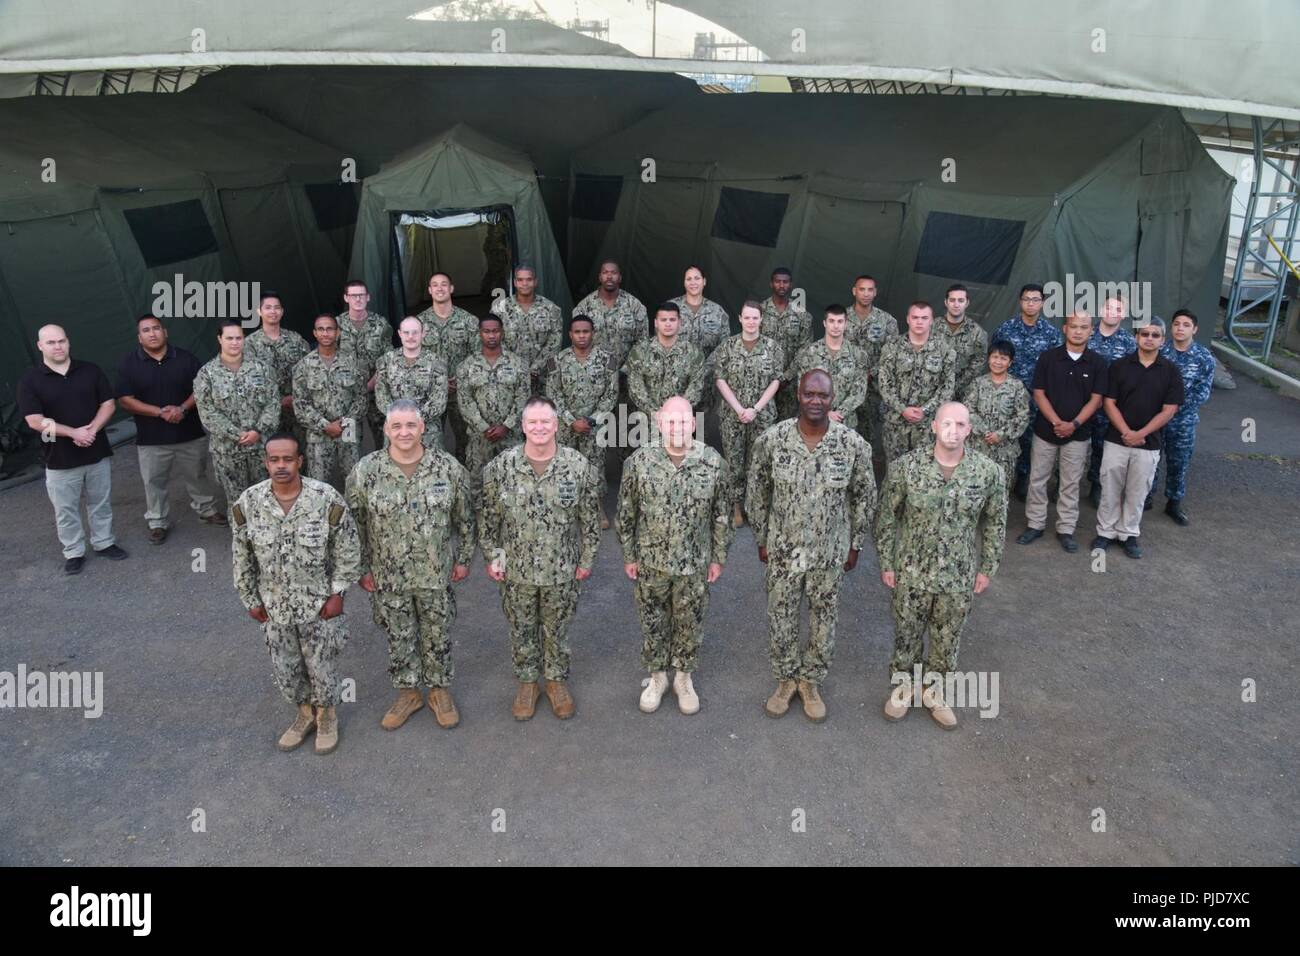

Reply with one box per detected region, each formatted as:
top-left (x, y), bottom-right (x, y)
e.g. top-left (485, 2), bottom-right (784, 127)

top-left (1, 0), bottom-right (1297, 120)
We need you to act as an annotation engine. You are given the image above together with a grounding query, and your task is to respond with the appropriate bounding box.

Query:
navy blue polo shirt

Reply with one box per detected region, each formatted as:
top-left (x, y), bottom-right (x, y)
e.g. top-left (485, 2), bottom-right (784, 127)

top-left (1030, 346), bottom-right (1109, 444)
top-left (16, 359), bottom-right (115, 469)
top-left (116, 345), bottom-right (206, 446)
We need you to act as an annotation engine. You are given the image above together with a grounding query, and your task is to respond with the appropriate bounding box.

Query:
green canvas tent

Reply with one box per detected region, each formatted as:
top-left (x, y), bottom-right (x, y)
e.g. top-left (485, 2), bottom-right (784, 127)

top-left (569, 94), bottom-right (1234, 337)
top-left (0, 93), bottom-right (352, 473)
top-left (349, 124), bottom-right (572, 321)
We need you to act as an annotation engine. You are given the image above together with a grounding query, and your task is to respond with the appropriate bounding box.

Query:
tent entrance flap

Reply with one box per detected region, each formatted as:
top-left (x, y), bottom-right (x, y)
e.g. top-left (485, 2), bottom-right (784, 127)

top-left (389, 206), bottom-right (518, 318)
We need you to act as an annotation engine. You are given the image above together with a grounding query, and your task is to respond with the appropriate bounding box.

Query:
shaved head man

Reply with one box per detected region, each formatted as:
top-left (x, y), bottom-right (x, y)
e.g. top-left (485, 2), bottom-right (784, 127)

top-left (876, 401), bottom-right (1007, 730)
top-left (18, 325), bottom-right (126, 573)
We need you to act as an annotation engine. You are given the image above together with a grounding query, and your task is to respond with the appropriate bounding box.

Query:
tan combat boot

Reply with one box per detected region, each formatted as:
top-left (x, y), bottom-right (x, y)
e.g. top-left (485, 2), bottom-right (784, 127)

top-left (673, 671), bottom-right (700, 715)
top-left (314, 705), bottom-right (339, 754)
top-left (381, 688), bottom-right (424, 730)
top-left (797, 679), bottom-right (827, 723)
top-left (277, 703), bottom-right (315, 751)
top-left (764, 679), bottom-right (798, 717)
top-left (598, 503), bottom-right (610, 531)
top-left (732, 502), bottom-right (744, 528)
top-left (884, 679), bottom-right (914, 721)
top-left (544, 679), bottom-right (575, 719)
top-left (921, 682), bottom-right (958, 730)
top-left (512, 680), bottom-right (541, 720)
top-left (639, 671), bottom-right (669, 713)
top-left (428, 687), bottom-right (460, 729)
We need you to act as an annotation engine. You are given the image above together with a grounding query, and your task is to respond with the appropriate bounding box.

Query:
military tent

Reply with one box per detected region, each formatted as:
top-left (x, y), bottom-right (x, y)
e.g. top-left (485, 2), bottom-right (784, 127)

top-left (349, 124), bottom-right (572, 321)
top-left (569, 94), bottom-right (1234, 335)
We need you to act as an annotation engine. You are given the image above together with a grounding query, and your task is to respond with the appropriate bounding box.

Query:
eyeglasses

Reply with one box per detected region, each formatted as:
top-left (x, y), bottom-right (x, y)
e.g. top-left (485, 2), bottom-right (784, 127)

top-left (1137, 331), bottom-right (1162, 338)
top-left (345, 292), bottom-right (369, 299)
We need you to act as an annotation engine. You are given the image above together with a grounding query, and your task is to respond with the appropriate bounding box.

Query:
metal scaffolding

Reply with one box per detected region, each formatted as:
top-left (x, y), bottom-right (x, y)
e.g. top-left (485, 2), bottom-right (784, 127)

top-left (1224, 117), bottom-right (1300, 361)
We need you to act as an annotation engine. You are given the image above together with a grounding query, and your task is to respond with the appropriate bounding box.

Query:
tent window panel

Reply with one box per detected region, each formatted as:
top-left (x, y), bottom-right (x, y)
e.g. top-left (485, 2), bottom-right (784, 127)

top-left (305, 182), bottom-right (360, 231)
top-left (571, 174), bottom-right (623, 222)
top-left (711, 187), bottom-right (788, 248)
top-left (123, 199), bottom-right (219, 267)
top-left (914, 211), bottom-right (1024, 286)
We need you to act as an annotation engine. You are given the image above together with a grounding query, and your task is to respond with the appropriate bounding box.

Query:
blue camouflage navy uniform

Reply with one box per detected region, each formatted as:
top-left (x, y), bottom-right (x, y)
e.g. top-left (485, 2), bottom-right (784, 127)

top-left (1085, 326), bottom-right (1138, 485)
top-left (991, 315), bottom-right (1063, 481)
top-left (1158, 340), bottom-right (1215, 501)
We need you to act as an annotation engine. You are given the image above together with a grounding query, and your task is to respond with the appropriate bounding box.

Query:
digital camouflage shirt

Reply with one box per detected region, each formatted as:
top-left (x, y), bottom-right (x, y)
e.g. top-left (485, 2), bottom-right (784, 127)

top-left (933, 318), bottom-right (990, 398)
top-left (193, 357), bottom-right (281, 445)
top-left (291, 351), bottom-right (367, 435)
top-left (626, 337), bottom-right (708, 413)
top-left (876, 336), bottom-right (957, 418)
top-left (759, 297), bottom-right (813, 383)
top-left (544, 346), bottom-right (620, 425)
top-left (455, 349), bottom-right (530, 434)
top-left (232, 476), bottom-right (361, 625)
top-left (243, 327), bottom-right (310, 398)
top-left (493, 294), bottom-right (564, 378)
top-left (709, 334), bottom-right (785, 411)
top-left (746, 419), bottom-right (878, 571)
top-left (479, 444), bottom-right (601, 585)
top-left (374, 348), bottom-right (448, 428)
top-left (616, 440), bottom-right (733, 576)
top-left (875, 446), bottom-right (1007, 593)
top-left (790, 339), bottom-right (870, 427)
top-left (345, 447), bottom-right (475, 590)
top-left (418, 306), bottom-right (480, 383)
top-left (335, 311), bottom-right (393, 380)
top-left (573, 289), bottom-right (648, 370)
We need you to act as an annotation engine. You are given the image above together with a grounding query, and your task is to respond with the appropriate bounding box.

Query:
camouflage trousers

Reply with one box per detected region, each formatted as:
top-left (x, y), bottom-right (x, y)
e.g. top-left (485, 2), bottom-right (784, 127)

top-left (501, 579), bottom-right (579, 682)
top-left (719, 411), bottom-right (773, 508)
top-left (365, 393), bottom-right (385, 453)
top-left (280, 403), bottom-right (306, 452)
top-left (305, 434), bottom-right (360, 493)
top-left (465, 431), bottom-right (521, 502)
top-left (881, 415), bottom-right (932, 463)
top-left (559, 423), bottom-right (607, 498)
top-left (210, 439), bottom-right (264, 512)
top-left (1014, 406), bottom-right (1041, 480)
top-left (634, 568), bottom-right (709, 673)
top-left (888, 582), bottom-right (973, 678)
top-left (264, 614), bottom-right (348, 707)
top-left (765, 562), bottom-right (844, 685)
top-left (372, 587), bottom-right (456, 688)
top-left (1159, 416), bottom-right (1199, 500)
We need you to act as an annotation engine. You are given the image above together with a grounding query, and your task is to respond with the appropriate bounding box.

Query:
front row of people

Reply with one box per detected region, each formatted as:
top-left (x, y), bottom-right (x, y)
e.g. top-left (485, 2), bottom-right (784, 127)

top-left (230, 371), bottom-right (1006, 755)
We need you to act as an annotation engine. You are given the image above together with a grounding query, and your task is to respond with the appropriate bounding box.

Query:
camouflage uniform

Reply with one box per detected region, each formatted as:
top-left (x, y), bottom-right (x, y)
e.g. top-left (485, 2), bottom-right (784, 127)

top-left (455, 349), bottom-right (530, 499)
top-left (244, 327), bottom-right (310, 441)
top-left (934, 317), bottom-right (990, 399)
top-left (709, 334), bottom-right (785, 507)
top-left (493, 294), bottom-right (564, 386)
top-left (1158, 340), bottom-right (1215, 501)
top-left (671, 295), bottom-right (730, 410)
top-left (346, 448), bottom-right (475, 689)
top-left (480, 445), bottom-right (601, 682)
top-left (876, 337), bottom-right (957, 461)
top-left (335, 310), bottom-right (393, 447)
top-left (746, 420), bottom-right (877, 685)
top-left (846, 305), bottom-right (899, 445)
top-left (789, 339), bottom-right (870, 431)
top-left (291, 350), bottom-right (367, 492)
top-left (671, 296), bottom-right (730, 357)
top-left (573, 289), bottom-right (647, 371)
top-left (875, 447), bottom-right (1007, 678)
top-left (192, 357), bottom-right (280, 510)
top-left (961, 373), bottom-right (1032, 490)
top-left (373, 348), bottom-right (448, 449)
top-left (418, 305), bottom-right (479, 463)
top-left (544, 346), bottom-right (620, 498)
top-left (992, 315), bottom-right (1063, 481)
top-left (616, 441), bottom-right (733, 673)
top-left (1087, 326), bottom-right (1138, 485)
top-left (232, 477), bottom-right (361, 707)
top-left (759, 297), bottom-right (814, 421)
top-left (625, 338), bottom-right (708, 423)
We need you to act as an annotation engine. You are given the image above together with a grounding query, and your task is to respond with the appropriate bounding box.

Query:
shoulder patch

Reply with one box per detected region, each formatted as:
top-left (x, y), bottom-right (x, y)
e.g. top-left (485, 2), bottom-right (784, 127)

top-left (231, 503), bottom-right (246, 526)
top-left (328, 503), bottom-right (344, 527)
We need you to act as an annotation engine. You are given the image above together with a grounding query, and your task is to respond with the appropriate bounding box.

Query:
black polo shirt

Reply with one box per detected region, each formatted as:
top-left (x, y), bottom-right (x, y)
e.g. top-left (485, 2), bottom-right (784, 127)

top-left (116, 345), bottom-right (206, 446)
top-left (1104, 352), bottom-right (1184, 451)
top-left (1030, 346), bottom-right (1109, 444)
top-left (16, 359), bottom-right (115, 470)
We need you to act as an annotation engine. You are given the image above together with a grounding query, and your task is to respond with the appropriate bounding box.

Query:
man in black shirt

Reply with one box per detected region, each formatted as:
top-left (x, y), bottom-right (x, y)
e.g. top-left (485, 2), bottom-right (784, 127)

top-left (1017, 311), bottom-right (1108, 553)
top-left (117, 315), bottom-right (226, 545)
top-left (16, 324), bottom-right (128, 574)
top-left (1092, 318), bottom-right (1184, 559)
